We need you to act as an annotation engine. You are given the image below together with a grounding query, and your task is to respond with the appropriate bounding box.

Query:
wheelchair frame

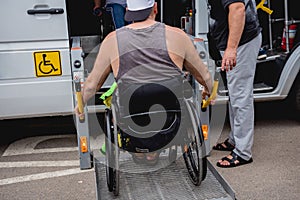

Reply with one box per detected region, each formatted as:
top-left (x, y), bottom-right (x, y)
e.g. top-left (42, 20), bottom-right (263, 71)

top-left (104, 92), bottom-right (207, 196)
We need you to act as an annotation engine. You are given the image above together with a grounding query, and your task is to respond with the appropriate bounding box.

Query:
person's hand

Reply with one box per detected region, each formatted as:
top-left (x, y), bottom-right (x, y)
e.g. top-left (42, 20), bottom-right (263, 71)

top-left (202, 88), bottom-right (210, 100)
top-left (183, 71), bottom-right (190, 78)
top-left (93, 6), bottom-right (103, 16)
top-left (74, 104), bottom-right (84, 119)
top-left (202, 88), bottom-right (217, 105)
top-left (210, 95), bottom-right (217, 105)
top-left (221, 47), bottom-right (237, 72)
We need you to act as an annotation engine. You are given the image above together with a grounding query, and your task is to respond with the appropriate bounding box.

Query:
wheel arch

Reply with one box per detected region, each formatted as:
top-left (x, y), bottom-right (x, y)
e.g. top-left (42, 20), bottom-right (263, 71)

top-left (276, 45), bottom-right (300, 97)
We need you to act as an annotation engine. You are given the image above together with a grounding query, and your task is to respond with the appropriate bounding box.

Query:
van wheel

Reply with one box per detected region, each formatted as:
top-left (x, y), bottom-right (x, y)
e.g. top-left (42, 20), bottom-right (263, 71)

top-left (290, 74), bottom-right (300, 120)
top-left (295, 77), bottom-right (300, 119)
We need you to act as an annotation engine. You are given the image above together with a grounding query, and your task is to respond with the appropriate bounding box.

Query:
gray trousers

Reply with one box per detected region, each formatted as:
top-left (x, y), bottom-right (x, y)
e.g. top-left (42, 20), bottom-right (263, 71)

top-left (223, 33), bottom-right (262, 160)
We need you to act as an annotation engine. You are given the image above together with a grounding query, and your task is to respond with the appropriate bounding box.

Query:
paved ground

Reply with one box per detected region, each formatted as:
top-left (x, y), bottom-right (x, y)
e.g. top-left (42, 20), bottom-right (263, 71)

top-left (208, 101), bottom-right (300, 200)
top-left (0, 100), bottom-right (298, 200)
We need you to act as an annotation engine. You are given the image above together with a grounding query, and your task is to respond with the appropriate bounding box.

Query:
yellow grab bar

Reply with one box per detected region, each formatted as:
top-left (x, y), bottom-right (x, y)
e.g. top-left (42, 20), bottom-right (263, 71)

top-left (75, 79), bottom-right (85, 122)
top-left (202, 80), bottom-right (219, 109)
top-left (202, 68), bottom-right (220, 109)
top-left (256, 0), bottom-right (273, 15)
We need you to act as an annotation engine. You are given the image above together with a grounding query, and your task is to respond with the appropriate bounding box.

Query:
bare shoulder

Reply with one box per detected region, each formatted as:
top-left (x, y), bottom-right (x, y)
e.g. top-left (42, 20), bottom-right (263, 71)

top-left (165, 25), bottom-right (191, 43)
top-left (100, 31), bottom-right (118, 53)
top-left (165, 25), bottom-right (187, 36)
top-left (104, 30), bottom-right (116, 40)
top-left (97, 30), bottom-right (119, 64)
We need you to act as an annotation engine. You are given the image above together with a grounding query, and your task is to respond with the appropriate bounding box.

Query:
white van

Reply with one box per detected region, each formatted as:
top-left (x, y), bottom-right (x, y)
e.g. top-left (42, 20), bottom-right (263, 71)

top-left (0, 0), bottom-right (73, 119)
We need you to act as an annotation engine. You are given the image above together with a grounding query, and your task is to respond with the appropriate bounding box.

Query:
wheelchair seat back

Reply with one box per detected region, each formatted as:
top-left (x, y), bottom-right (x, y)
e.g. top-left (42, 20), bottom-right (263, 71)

top-left (112, 76), bottom-right (189, 153)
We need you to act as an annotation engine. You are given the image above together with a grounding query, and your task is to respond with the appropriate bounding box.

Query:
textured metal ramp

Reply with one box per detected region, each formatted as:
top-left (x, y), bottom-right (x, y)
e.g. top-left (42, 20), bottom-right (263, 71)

top-left (94, 152), bottom-right (234, 200)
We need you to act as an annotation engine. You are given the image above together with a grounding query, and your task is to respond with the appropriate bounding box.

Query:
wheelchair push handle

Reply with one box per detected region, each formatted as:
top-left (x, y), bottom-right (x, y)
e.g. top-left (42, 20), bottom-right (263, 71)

top-left (201, 67), bottom-right (221, 109)
top-left (74, 79), bottom-right (85, 123)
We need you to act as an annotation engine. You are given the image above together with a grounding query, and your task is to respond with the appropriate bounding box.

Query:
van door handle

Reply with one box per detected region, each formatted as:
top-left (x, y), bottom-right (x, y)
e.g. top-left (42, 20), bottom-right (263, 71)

top-left (27, 8), bottom-right (64, 15)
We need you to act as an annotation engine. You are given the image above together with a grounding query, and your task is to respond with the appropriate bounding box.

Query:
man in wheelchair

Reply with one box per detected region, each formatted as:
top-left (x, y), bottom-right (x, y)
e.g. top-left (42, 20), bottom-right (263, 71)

top-left (112, 75), bottom-right (189, 165)
top-left (75, 0), bottom-right (213, 168)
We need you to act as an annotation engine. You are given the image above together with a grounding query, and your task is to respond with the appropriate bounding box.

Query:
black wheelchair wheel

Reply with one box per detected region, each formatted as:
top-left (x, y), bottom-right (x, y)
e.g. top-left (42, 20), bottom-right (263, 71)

top-left (189, 100), bottom-right (207, 181)
top-left (182, 137), bottom-right (201, 185)
top-left (104, 109), bottom-right (119, 195)
top-left (111, 105), bottom-right (120, 196)
top-left (202, 156), bottom-right (207, 181)
top-left (104, 109), bottom-right (113, 192)
top-left (182, 100), bottom-right (206, 186)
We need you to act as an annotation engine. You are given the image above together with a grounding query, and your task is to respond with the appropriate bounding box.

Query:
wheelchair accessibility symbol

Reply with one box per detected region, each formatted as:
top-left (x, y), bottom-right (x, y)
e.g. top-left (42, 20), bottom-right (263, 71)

top-left (34, 51), bottom-right (62, 77)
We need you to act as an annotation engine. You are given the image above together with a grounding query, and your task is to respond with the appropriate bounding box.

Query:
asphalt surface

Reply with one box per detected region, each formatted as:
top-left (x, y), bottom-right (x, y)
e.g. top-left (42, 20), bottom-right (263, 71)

top-left (0, 100), bottom-right (299, 200)
top-left (208, 100), bottom-right (300, 200)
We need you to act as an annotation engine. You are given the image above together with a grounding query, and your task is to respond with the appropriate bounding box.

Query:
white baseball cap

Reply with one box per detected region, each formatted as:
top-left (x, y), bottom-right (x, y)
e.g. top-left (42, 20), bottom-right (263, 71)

top-left (125, 0), bottom-right (155, 22)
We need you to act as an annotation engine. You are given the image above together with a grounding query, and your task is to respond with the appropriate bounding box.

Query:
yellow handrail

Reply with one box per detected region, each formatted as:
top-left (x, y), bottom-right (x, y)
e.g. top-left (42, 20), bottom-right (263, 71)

top-left (202, 68), bottom-right (220, 109)
top-left (202, 80), bottom-right (219, 109)
top-left (75, 79), bottom-right (85, 122)
top-left (256, 0), bottom-right (273, 15)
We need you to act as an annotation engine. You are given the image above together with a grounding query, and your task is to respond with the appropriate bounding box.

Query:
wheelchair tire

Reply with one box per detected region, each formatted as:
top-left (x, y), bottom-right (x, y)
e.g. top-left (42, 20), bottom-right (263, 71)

top-left (104, 109), bottom-right (113, 192)
top-left (104, 109), bottom-right (119, 196)
top-left (201, 156), bottom-right (207, 181)
top-left (189, 100), bottom-right (207, 182)
top-left (111, 105), bottom-right (120, 196)
top-left (182, 100), bottom-right (206, 186)
top-left (182, 142), bottom-right (201, 185)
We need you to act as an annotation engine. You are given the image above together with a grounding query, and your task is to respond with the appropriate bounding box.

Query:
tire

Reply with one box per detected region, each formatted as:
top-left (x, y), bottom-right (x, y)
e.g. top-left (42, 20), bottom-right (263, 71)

top-left (294, 76), bottom-right (300, 120)
top-left (104, 109), bottom-right (119, 196)
top-left (288, 74), bottom-right (300, 121)
top-left (111, 105), bottom-right (119, 196)
top-left (182, 100), bottom-right (206, 186)
top-left (189, 101), bottom-right (207, 182)
top-left (182, 143), bottom-right (201, 185)
top-left (104, 110), bottom-right (114, 192)
top-left (201, 156), bottom-right (207, 181)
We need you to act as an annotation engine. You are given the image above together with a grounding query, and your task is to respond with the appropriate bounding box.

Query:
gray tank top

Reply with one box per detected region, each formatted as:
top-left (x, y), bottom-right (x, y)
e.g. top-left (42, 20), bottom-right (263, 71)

top-left (115, 22), bottom-right (183, 83)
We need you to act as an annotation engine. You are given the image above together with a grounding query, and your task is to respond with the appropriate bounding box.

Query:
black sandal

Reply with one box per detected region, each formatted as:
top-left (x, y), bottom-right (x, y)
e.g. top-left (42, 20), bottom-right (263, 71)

top-left (213, 138), bottom-right (235, 151)
top-left (217, 151), bottom-right (253, 168)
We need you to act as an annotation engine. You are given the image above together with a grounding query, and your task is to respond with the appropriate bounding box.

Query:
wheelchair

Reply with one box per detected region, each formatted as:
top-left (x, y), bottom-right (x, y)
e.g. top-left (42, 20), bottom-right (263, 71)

top-left (103, 75), bottom-right (207, 196)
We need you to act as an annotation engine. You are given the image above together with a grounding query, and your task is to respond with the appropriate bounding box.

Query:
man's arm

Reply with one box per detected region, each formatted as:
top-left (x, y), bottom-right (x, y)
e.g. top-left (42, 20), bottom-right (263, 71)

top-left (165, 26), bottom-right (213, 95)
top-left (222, 2), bottom-right (245, 71)
top-left (81, 33), bottom-right (114, 104)
top-left (182, 34), bottom-right (213, 95)
top-left (74, 32), bottom-right (117, 117)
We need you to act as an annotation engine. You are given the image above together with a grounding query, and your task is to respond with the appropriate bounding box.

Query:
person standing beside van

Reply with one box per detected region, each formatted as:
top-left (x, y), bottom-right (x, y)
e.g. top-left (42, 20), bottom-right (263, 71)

top-left (209, 0), bottom-right (262, 168)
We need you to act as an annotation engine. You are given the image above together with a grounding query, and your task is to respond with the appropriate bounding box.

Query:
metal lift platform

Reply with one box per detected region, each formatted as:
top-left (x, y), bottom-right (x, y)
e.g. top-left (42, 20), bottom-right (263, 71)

top-left (93, 150), bottom-right (236, 200)
top-left (74, 31), bottom-right (236, 199)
